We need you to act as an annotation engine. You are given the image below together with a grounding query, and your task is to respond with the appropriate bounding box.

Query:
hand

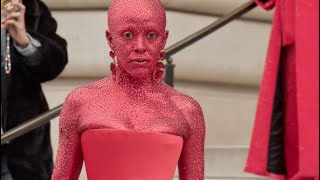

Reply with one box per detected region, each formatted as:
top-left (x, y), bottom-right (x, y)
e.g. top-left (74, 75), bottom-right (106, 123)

top-left (1, 1), bottom-right (30, 48)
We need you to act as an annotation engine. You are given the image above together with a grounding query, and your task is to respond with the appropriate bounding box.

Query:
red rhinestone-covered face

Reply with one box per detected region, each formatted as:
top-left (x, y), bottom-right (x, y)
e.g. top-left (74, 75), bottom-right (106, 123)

top-left (106, 0), bottom-right (168, 79)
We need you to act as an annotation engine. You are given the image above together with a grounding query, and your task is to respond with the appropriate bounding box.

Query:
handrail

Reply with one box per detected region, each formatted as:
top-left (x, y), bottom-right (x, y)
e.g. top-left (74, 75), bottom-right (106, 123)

top-left (1, 0), bottom-right (257, 145)
top-left (1, 105), bottom-right (62, 145)
top-left (164, 0), bottom-right (257, 58)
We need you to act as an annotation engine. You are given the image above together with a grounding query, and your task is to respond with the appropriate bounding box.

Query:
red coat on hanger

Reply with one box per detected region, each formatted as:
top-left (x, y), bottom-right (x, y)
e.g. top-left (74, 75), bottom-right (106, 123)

top-left (245, 0), bottom-right (319, 179)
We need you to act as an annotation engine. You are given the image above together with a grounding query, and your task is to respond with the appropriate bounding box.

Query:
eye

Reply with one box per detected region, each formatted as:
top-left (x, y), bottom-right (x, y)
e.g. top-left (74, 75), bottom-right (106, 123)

top-left (147, 32), bottom-right (157, 39)
top-left (122, 32), bottom-right (134, 40)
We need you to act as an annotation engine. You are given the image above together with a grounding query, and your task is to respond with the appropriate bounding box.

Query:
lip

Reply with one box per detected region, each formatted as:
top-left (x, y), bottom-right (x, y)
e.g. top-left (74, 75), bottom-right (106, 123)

top-left (130, 59), bottom-right (151, 65)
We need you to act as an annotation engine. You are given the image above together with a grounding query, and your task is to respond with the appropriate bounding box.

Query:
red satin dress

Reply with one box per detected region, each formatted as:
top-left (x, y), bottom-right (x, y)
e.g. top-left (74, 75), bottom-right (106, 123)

top-left (51, 78), bottom-right (205, 180)
top-left (246, 0), bottom-right (319, 179)
top-left (82, 129), bottom-right (183, 180)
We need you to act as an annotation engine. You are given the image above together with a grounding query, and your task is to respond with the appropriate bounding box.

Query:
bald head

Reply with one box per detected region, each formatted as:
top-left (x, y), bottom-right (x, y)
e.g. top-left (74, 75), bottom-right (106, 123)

top-left (105, 0), bottom-right (169, 80)
top-left (108, 0), bottom-right (166, 31)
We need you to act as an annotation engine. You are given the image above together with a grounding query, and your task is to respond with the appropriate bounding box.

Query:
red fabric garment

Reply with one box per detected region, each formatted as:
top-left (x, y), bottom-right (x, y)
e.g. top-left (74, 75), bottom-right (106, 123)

top-left (81, 129), bottom-right (183, 180)
top-left (245, 0), bottom-right (319, 179)
top-left (294, 0), bottom-right (319, 178)
top-left (51, 78), bottom-right (206, 180)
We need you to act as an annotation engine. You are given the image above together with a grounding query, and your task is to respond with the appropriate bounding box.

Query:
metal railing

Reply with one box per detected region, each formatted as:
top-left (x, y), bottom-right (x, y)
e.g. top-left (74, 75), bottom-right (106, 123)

top-left (1, 105), bottom-right (62, 144)
top-left (1, 0), bottom-right (257, 145)
top-left (164, 0), bottom-right (257, 86)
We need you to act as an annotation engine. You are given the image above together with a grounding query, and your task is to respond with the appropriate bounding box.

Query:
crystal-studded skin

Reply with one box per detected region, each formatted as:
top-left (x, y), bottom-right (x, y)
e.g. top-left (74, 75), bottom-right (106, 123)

top-left (51, 0), bottom-right (205, 179)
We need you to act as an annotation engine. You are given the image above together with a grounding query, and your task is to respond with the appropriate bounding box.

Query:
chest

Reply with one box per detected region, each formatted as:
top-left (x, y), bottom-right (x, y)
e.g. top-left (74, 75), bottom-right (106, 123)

top-left (78, 93), bottom-right (189, 137)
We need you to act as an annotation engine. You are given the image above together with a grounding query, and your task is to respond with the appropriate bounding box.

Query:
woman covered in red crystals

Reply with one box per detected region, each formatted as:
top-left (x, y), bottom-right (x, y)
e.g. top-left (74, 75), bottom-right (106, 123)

top-left (51, 0), bottom-right (205, 179)
top-left (246, 0), bottom-right (319, 180)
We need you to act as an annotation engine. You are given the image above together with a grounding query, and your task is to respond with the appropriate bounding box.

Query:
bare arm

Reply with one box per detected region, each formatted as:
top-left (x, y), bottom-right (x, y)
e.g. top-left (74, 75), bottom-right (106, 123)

top-left (178, 100), bottom-right (205, 180)
top-left (51, 93), bottom-right (83, 180)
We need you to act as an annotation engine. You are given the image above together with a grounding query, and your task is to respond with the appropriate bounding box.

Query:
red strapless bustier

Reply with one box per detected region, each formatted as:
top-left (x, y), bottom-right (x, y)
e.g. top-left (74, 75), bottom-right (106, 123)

top-left (81, 129), bottom-right (183, 180)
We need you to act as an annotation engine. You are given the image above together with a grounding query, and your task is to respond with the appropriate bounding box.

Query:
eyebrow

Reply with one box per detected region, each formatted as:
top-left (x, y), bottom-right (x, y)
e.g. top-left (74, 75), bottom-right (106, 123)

top-left (119, 22), bottom-right (163, 31)
top-left (123, 17), bottom-right (161, 26)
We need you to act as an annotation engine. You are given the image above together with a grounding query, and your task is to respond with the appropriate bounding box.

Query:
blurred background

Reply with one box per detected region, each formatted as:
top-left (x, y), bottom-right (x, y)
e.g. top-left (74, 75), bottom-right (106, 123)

top-left (41, 0), bottom-right (274, 179)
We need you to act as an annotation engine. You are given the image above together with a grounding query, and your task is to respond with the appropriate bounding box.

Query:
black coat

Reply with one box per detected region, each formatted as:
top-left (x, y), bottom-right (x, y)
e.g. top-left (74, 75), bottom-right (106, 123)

top-left (2, 0), bottom-right (68, 179)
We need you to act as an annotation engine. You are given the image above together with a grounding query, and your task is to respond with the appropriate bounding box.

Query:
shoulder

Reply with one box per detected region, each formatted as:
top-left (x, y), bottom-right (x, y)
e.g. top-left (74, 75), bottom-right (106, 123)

top-left (24, 0), bottom-right (49, 16)
top-left (172, 92), bottom-right (205, 133)
top-left (178, 95), bottom-right (205, 134)
top-left (64, 78), bottom-right (111, 106)
top-left (37, 0), bottom-right (50, 13)
top-left (162, 83), bottom-right (202, 112)
top-left (59, 78), bottom-right (109, 125)
top-left (161, 83), bottom-right (204, 123)
top-left (180, 95), bottom-right (203, 119)
top-left (178, 94), bottom-right (201, 112)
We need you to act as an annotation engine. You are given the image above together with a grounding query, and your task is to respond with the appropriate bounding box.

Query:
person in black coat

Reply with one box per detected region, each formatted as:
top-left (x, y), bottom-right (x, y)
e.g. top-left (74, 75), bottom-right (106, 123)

top-left (1, 0), bottom-right (68, 179)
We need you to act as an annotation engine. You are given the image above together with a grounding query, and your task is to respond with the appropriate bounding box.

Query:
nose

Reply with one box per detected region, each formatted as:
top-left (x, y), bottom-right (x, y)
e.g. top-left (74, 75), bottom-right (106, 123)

top-left (134, 36), bottom-right (147, 53)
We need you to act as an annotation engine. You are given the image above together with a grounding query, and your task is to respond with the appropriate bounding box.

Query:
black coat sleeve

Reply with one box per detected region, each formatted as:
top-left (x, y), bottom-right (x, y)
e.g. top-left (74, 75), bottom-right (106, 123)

top-left (22, 0), bottom-right (68, 83)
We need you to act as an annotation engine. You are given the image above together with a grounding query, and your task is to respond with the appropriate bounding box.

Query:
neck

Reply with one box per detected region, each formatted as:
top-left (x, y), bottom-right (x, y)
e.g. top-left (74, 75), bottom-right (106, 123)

top-left (111, 69), bottom-right (160, 92)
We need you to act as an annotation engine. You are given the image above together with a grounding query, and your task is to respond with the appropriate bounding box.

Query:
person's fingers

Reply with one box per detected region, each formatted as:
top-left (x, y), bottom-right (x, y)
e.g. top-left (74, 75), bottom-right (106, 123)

top-left (10, 2), bottom-right (26, 23)
top-left (1, 23), bottom-right (6, 30)
top-left (3, 19), bottom-right (19, 28)
top-left (1, 8), bottom-right (8, 16)
top-left (12, 2), bottom-right (26, 15)
top-left (3, 12), bottom-right (22, 21)
top-left (1, 17), bottom-right (7, 24)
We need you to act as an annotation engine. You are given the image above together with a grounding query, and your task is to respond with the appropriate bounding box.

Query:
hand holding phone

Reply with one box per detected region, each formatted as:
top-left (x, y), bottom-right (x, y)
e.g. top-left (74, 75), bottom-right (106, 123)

top-left (1, 0), bottom-right (20, 19)
top-left (1, 0), bottom-right (30, 47)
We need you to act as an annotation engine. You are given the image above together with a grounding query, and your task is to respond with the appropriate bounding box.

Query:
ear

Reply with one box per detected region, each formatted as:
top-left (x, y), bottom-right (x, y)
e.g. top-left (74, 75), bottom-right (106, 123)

top-left (165, 30), bottom-right (169, 42)
top-left (106, 30), bottom-right (114, 49)
top-left (162, 30), bottom-right (169, 49)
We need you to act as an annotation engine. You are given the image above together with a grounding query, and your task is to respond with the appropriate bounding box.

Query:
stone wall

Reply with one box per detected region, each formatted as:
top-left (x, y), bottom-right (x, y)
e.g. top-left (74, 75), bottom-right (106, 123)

top-left (51, 10), bottom-right (271, 87)
top-left (43, 0), bottom-right (273, 22)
